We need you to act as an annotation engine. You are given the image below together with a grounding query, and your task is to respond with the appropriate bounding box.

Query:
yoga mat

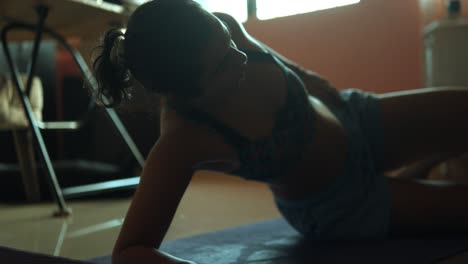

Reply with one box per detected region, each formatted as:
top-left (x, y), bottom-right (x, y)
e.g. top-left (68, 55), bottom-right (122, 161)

top-left (91, 218), bottom-right (468, 264)
top-left (2, 218), bottom-right (468, 263)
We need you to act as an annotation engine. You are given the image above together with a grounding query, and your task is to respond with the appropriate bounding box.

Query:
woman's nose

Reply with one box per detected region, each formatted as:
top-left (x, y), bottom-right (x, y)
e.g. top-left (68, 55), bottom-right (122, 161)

top-left (238, 49), bottom-right (248, 65)
top-left (225, 48), bottom-right (248, 73)
top-left (231, 47), bottom-right (247, 66)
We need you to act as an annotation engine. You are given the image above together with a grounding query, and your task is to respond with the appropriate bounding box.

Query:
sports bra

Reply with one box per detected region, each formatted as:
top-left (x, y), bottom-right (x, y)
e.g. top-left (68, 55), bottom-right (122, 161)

top-left (172, 49), bottom-right (316, 183)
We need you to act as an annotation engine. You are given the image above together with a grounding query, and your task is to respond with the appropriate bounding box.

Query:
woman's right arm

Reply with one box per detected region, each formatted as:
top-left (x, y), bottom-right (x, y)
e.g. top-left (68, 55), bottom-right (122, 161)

top-left (112, 133), bottom-right (198, 264)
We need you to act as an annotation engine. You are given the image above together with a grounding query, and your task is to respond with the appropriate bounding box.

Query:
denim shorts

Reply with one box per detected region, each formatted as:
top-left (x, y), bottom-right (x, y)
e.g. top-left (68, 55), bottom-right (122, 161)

top-left (272, 89), bottom-right (391, 240)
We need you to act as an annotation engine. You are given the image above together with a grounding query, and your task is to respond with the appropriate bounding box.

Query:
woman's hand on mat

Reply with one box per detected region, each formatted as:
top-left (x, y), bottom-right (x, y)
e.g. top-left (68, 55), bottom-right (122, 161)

top-left (112, 246), bottom-right (197, 264)
top-left (169, 260), bottom-right (197, 264)
top-left (160, 255), bottom-right (196, 264)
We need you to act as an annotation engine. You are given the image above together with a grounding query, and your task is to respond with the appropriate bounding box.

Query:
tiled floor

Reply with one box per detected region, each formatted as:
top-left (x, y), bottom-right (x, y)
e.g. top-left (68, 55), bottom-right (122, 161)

top-left (0, 171), bottom-right (280, 260)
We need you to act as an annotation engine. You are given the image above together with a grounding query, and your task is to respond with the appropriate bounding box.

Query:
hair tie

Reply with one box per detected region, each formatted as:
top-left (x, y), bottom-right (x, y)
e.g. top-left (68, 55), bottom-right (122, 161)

top-left (110, 36), bottom-right (126, 67)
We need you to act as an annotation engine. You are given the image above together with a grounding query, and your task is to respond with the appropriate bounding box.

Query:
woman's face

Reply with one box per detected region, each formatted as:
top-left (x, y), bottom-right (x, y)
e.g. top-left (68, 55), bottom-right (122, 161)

top-left (198, 15), bottom-right (248, 104)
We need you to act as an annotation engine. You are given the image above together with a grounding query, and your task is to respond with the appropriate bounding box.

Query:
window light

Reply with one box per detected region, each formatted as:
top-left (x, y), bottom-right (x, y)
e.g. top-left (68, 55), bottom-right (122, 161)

top-left (194, 0), bottom-right (248, 23)
top-left (256, 0), bottom-right (360, 20)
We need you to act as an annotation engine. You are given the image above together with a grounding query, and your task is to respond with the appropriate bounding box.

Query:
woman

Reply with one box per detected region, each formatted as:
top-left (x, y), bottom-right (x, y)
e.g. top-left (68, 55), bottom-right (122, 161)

top-left (92, 1), bottom-right (468, 263)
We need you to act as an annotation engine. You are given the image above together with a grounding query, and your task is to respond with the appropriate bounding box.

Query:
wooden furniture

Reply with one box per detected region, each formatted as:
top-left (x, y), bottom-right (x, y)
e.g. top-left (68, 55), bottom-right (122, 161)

top-left (0, 0), bottom-right (126, 39)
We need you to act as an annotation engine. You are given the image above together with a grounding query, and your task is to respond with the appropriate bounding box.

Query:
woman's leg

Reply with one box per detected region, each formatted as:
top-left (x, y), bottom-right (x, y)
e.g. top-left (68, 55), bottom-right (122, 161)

top-left (388, 153), bottom-right (453, 179)
top-left (387, 177), bottom-right (468, 236)
top-left (377, 86), bottom-right (468, 171)
top-left (376, 86), bottom-right (468, 235)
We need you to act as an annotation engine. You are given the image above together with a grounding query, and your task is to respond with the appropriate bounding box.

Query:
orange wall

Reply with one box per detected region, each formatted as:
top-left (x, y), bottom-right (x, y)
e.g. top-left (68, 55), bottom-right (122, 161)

top-left (244, 0), bottom-right (424, 93)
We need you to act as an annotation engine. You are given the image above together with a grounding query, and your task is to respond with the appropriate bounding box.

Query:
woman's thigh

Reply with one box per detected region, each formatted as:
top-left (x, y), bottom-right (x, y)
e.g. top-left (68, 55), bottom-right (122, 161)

top-left (387, 176), bottom-right (468, 236)
top-left (377, 87), bottom-right (468, 171)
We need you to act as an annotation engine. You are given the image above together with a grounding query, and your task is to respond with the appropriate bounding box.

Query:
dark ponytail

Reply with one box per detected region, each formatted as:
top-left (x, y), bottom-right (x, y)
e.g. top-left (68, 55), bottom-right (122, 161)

top-left (92, 28), bottom-right (133, 108)
top-left (92, 0), bottom-right (217, 108)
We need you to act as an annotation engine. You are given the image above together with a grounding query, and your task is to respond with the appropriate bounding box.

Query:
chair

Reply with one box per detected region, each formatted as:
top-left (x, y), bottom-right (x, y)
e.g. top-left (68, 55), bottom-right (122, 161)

top-left (0, 3), bottom-right (144, 216)
top-left (0, 74), bottom-right (43, 203)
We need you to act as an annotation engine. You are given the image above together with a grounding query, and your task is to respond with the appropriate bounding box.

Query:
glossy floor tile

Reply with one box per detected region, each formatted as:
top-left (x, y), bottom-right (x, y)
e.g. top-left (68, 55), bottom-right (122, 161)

top-left (0, 171), bottom-right (280, 260)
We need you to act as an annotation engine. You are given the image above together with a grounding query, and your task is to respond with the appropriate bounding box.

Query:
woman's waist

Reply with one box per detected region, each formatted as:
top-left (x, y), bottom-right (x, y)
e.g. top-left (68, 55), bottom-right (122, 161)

top-left (269, 140), bottom-right (349, 201)
top-left (193, 98), bottom-right (349, 191)
top-left (269, 106), bottom-right (350, 201)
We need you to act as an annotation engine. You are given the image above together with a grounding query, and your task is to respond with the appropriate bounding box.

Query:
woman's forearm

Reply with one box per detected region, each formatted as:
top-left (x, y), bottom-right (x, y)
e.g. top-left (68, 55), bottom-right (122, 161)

top-left (113, 245), bottom-right (194, 264)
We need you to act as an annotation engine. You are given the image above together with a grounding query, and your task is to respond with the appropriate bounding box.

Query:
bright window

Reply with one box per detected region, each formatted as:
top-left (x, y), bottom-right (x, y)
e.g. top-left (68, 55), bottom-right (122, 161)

top-left (194, 0), bottom-right (248, 22)
top-left (256, 0), bottom-right (360, 20)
